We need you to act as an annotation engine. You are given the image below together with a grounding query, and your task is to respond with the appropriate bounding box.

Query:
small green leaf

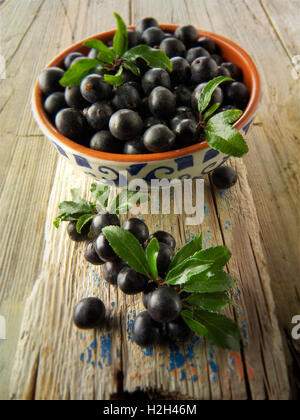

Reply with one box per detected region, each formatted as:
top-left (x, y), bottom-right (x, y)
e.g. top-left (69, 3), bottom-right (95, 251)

top-left (102, 226), bottom-right (151, 278)
top-left (183, 269), bottom-right (237, 294)
top-left (84, 39), bottom-right (116, 64)
top-left (166, 259), bottom-right (212, 286)
top-left (181, 310), bottom-right (208, 337)
top-left (184, 292), bottom-right (233, 312)
top-left (113, 12), bottom-right (128, 57)
top-left (198, 76), bottom-right (233, 112)
top-left (76, 213), bottom-right (95, 234)
top-left (124, 45), bottom-right (172, 71)
top-left (146, 238), bottom-right (159, 279)
top-left (192, 246), bottom-right (232, 269)
top-left (203, 103), bottom-right (221, 121)
top-left (53, 217), bottom-right (61, 229)
top-left (104, 66), bottom-right (124, 87)
top-left (109, 189), bottom-right (148, 214)
top-left (59, 58), bottom-right (100, 87)
top-left (90, 183), bottom-right (110, 211)
top-left (210, 109), bottom-right (243, 125)
top-left (169, 233), bottom-right (202, 270)
top-left (58, 200), bottom-right (93, 216)
top-left (193, 310), bottom-right (241, 350)
top-left (123, 60), bottom-right (141, 76)
top-left (205, 110), bottom-right (249, 158)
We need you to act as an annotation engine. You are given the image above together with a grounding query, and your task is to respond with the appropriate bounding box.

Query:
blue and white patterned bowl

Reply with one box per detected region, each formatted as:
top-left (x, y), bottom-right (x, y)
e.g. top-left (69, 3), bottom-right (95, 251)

top-left (32, 25), bottom-right (260, 184)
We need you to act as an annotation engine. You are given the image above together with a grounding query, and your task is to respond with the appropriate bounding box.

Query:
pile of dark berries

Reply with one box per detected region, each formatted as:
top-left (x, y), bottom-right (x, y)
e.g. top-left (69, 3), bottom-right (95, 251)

top-left (69, 213), bottom-right (191, 346)
top-left (39, 18), bottom-right (250, 155)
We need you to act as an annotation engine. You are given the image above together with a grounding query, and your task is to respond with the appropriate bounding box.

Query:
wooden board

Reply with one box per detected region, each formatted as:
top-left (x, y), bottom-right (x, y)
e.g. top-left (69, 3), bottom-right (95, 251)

top-left (1, 0), bottom-right (299, 400)
top-left (9, 156), bottom-right (289, 400)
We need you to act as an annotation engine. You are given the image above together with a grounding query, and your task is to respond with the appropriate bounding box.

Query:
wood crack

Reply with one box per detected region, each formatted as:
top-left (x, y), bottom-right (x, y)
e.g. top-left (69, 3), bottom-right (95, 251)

top-left (258, 0), bottom-right (295, 63)
top-left (6, 0), bottom-right (46, 67)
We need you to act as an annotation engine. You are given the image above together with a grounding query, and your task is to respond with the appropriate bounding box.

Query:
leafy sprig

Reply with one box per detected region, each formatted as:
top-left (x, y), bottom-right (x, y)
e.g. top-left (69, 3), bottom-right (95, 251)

top-left (198, 76), bottom-right (249, 158)
top-left (102, 227), bottom-right (241, 350)
top-left (53, 184), bottom-right (149, 234)
top-left (60, 12), bottom-right (172, 88)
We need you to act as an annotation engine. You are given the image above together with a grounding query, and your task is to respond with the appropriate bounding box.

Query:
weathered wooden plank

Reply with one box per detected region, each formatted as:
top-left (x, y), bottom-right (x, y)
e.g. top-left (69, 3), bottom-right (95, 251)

top-left (0, 0), bottom-right (130, 400)
top-left (2, 0), bottom-right (297, 400)
top-left (260, 0), bottom-right (300, 59)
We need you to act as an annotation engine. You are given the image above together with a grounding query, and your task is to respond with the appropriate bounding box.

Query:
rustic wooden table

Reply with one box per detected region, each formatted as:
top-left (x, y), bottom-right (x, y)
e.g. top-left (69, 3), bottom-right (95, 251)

top-left (0, 0), bottom-right (299, 400)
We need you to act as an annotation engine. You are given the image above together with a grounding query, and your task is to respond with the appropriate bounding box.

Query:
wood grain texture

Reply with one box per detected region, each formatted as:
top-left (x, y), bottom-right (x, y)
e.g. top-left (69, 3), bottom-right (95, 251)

top-left (0, 0), bottom-right (129, 400)
top-left (1, 0), bottom-right (299, 400)
top-left (9, 157), bottom-right (289, 400)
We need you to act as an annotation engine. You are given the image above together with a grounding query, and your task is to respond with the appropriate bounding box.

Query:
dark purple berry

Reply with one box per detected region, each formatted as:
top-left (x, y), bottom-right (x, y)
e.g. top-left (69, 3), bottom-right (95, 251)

top-left (112, 84), bottom-right (142, 110)
top-left (90, 131), bottom-right (123, 153)
top-left (122, 218), bottom-right (149, 244)
top-left (38, 67), bottom-right (65, 95)
top-left (117, 267), bottom-right (148, 295)
top-left (148, 86), bottom-right (176, 119)
top-left (147, 287), bottom-right (182, 323)
top-left (141, 26), bottom-right (165, 46)
top-left (212, 166), bottom-right (238, 189)
top-left (191, 57), bottom-right (218, 84)
top-left (166, 316), bottom-right (192, 342)
top-left (142, 282), bottom-right (157, 309)
top-left (123, 137), bottom-right (149, 154)
top-left (103, 260), bottom-right (127, 285)
top-left (142, 68), bottom-right (171, 95)
top-left (225, 81), bottom-right (249, 109)
top-left (95, 233), bottom-right (118, 262)
top-left (65, 86), bottom-right (89, 109)
top-left (90, 212), bottom-right (120, 238)
top-left (135, 17), bottom-right (159, 35)
top-left (73, 297), bottom-right (105, 329)
top-left (55, 108), bottom-right (86, 140)
top-left (147, 231), bottom-right (176, 250)
top-left (174, 25), bottom-right (198, 46)
top-left (80, 74), bottom-right (112, 103)
top-left (143, 124), bottom-right (176, 153)
top-left (109, 109), bottom-right (143, 141)
top-left (86, 101), bottom-right (113, 130)
top-left (64, 52), bottom-right (84, 69)
top-left (159, 37), bottom-right (186, 58)
top-left (44, 92), bottom-right (67, 116)
top-left (186, 46), bottom-right (210, 64)
top-left (67, 220), bottom-right (90, 242)
top-left (133, 311), bottom-right (162, 347)
top-left (170, 57), bottom-right (191, 85)
top-left (84, 241), bottom-right (105, 265)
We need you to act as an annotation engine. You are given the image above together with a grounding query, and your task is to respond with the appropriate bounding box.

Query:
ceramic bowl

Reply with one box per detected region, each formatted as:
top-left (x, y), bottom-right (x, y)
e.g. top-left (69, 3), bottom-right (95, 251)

top-left (32, 25), bottom-right (261, 184)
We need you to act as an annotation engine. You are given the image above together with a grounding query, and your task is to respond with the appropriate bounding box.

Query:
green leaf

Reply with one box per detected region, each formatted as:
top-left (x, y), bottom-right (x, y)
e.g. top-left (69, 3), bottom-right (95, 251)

top-left (102, 226), bottom-right (151, 278)
top-left (90, 183), bottom-right (110, 211)
top-left (59, 58), bottom-right (100, 87)
top-left (76, 213), bottom-right (95, 234)
top-left (104, 66), bottom-right (124, 87)
top-left (181, 310), bottom-right (208, 337)
top-left (145, 238), bottom-right (159, 279)
top-left (123, 60), bottom-right (141, 76)
top-left (113, 12), bottom-right (128, 57)
top-left (184, 292), bottom-right (233, 312)
top-left (169, 233), bottom-right (202, 270)
top-left (194, 310), bottom-right (241, 350)
top-left (203, 102), bottom-right (221, 121)
top-left (109, 189), bottom-right (148, 214)
top-left (84, 39), bottom-right (116, 64)
top-left (183, 269), bottom-right (237, 294)
top-left (166, 258), bottom-right (212, 286)
top-left (53, 217), bottom-right (61, 229)
top-left (198, 76), bottom-right (233, 112)
top-left (192, 246), bottom-right (232, 268)
top-left (124, 45), bottom-right (172, 71)
top-left (205, 110), bottom-right (249, 158)
top-left (58, 200), bottom-right (93, 216)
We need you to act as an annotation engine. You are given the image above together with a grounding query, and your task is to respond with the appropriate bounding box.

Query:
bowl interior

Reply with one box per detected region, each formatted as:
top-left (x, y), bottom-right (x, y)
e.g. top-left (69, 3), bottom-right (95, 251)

top-left (33, 25), bottom-right (260, 163)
